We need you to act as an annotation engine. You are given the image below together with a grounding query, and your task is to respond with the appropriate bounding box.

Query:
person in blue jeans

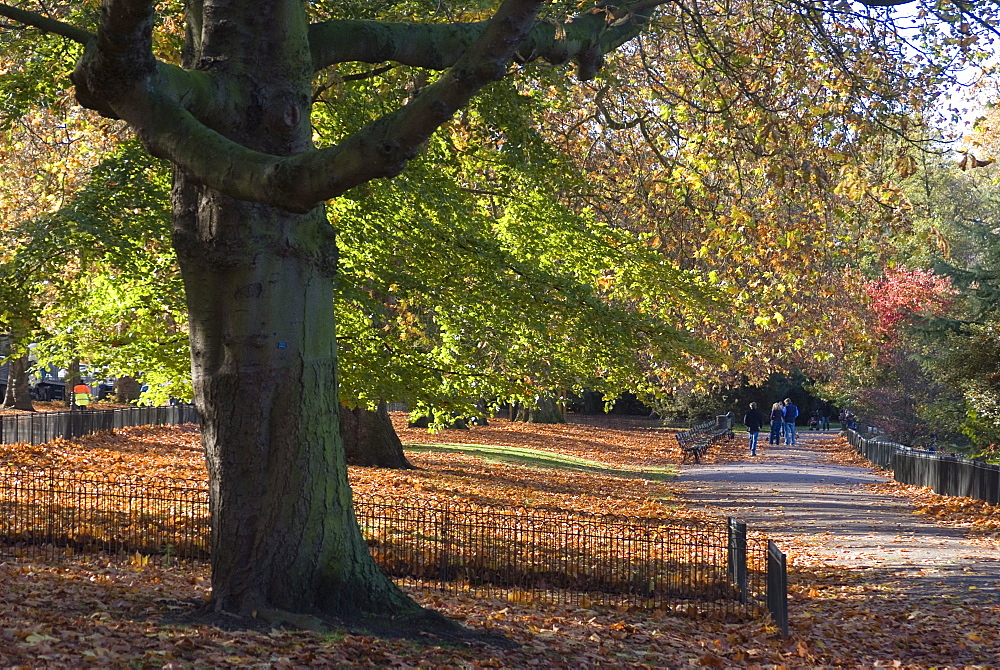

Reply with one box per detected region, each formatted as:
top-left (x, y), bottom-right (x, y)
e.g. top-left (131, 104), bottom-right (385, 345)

top-left (769, 402), bottom-right (784, 445)
top-left (782, 398), bottom-right (799, 445)
top-left (743, 402), bottom-right (764, 456)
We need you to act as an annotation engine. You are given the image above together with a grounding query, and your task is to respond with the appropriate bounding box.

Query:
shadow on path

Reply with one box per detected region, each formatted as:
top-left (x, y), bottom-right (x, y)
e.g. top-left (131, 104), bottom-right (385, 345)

top-left (674, 432), bottom-right (999, 603)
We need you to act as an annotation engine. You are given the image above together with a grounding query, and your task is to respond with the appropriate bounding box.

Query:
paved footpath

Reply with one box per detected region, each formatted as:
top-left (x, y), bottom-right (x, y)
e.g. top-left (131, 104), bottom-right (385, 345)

top-left (674, 432), bottom-right (999, 602)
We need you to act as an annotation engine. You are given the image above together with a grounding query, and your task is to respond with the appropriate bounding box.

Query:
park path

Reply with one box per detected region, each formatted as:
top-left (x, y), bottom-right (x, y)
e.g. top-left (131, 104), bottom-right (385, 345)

top-left (673, 432), bottom-right (1000, 602)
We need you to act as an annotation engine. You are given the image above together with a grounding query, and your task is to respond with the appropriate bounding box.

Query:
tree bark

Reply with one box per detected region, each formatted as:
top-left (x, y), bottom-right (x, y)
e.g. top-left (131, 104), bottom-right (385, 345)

top-left (175, 181), bottom-right (421, 618)
top-left (513, 394), bottom-right (565, 423)
top-left (114, 375), bottom-right (142, 402)
top-left (168, 0), bottom-right (422, 621)
top-left (582, 390), bottom-right (604, 415)
top-left (3, 354), bottom-right (34, 411)
top-left (341, 402), bottom-right (414, 469)
top-left (66, 358), bottom-right (81, 408)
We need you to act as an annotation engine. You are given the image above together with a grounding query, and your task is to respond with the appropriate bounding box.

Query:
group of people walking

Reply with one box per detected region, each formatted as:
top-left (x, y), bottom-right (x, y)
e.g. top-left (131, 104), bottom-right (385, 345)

top-left (741, 398), bottom-right (799, 456)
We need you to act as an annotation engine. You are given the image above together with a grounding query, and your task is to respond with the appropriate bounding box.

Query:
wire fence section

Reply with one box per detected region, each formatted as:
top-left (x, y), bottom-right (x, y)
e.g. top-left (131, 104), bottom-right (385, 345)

top-left (0, 466), bottom-right (772, 618)
top-left (0, 405), bottom-right (200, 445)
top-left (847, 429), bottom-right (1000, 504)
top-left (0, 467), bottom-right (210, 561)
top-left (355, 494), bottom-right (769, 617)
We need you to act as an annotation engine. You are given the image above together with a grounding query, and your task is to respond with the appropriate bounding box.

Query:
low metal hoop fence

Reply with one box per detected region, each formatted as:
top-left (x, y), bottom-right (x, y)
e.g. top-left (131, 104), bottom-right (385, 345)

top-left (0, 465), bottom-right (780, 619)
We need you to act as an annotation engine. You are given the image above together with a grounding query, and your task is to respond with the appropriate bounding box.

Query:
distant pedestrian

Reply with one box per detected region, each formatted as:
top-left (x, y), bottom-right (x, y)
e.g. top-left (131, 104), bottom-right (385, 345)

top-left (782, 398), bottom-right (799, 445)
top-left (821, 409), bottom-right (830, 431)
top-left (73, 383), bottom-right (91, 409)
top-left (769, 402), bottom-right (784, 445)
top-left (743, 402), bottom-right (764, 456)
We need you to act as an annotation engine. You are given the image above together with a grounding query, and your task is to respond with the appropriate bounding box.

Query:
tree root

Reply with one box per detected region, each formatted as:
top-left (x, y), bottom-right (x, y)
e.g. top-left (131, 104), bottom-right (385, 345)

top-left (352, 606), bottom-right (519, 649)
top-left (180, 600), bottom-right (517, 649)
top-left (256, 608), bottom-right (329, 632)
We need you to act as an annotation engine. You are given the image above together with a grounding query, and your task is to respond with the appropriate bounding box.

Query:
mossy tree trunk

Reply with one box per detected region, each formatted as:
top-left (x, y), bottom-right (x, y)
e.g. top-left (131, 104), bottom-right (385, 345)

top-left (167, 1), bottom-right (421, 618)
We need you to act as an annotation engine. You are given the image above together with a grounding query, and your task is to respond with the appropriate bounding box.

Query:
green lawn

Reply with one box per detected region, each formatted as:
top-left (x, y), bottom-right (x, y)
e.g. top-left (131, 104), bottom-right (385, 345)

top-left (404, 442), bottom-right (678, 481)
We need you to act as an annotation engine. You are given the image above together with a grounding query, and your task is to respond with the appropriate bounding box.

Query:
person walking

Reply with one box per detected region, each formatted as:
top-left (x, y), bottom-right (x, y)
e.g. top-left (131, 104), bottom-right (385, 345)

top-left (72, 382), bottom-right (91, 410)
top-left (769, 402), bottom-right (784, 445)
top-left (743, 402), bottom-right (764, 456)
top-left (783, 398), bottom-right (799, 445)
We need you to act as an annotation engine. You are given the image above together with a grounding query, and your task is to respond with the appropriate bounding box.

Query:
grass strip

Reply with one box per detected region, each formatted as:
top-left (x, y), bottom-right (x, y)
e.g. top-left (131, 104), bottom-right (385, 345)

top-left (404, 442), bottom-right (677, 481)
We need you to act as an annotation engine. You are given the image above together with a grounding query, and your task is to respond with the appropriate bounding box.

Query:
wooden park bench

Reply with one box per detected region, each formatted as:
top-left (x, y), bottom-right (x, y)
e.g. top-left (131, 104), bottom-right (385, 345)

top-left (676, 413), bottom-right (735, 464)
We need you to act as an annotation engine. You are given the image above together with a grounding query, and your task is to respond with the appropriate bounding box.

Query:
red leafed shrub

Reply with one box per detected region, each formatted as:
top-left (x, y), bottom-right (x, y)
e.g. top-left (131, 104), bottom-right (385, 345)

top-left (865, 267), bottom-right (956, 341)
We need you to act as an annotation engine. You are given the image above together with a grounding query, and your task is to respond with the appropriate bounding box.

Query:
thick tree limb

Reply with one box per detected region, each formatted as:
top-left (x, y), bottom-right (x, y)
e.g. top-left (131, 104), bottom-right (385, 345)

top-left (308, 0), bottom-right (659, 78)
top-left (153, 0), bottom-right (660, 211)
top-left (0, 3), bottom-right (93, 44)
top-left (73, 0), bottom-right (566, 212)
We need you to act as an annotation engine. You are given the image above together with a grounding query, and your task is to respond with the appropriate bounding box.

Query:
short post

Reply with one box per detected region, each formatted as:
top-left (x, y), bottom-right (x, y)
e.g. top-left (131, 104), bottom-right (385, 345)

top-left (767, 539), bottom-right (789, 636)
top-left (727, 517), bottom-right (748, 603)
top-left (439, 505), bottom-right (450, 587)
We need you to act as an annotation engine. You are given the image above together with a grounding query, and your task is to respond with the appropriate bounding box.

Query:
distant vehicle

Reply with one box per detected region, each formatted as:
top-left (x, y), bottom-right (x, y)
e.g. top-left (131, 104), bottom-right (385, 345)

top-left (96, 380), bottom-right (115, 400)
top-left (29, 365), bottom-right (112, 402)
top-left (30, 374), bottom-right (66, 401)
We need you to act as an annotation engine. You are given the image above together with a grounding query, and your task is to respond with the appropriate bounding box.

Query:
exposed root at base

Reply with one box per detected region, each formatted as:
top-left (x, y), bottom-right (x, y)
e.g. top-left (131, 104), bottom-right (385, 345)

top-left (174, 601), bottom-right (517, 649)
top-left (353, 605), bottom-right (519, 649)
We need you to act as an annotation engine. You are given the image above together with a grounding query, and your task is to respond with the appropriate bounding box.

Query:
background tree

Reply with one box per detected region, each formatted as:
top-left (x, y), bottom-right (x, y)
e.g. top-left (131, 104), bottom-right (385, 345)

top-left (0, 90), bottom-right (128, 407)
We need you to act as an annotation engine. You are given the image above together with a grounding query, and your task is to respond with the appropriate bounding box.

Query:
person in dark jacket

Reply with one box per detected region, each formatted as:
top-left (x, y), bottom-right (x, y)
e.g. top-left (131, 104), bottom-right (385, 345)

top-left (769, 402), bottom-right (784, 445)
top-left (743, 402), bottom-right (764, 456)
top-left (782, 398), bottom-right (799, 445)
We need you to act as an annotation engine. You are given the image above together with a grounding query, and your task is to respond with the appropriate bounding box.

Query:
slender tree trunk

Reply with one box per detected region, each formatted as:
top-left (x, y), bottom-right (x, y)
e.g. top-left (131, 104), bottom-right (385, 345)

top-left (171, 0), bottom-right (422, 621)
top-left (66, 358), bottom-right (81, 408)
top-left (341, 402), bottom-right (414, 469)
top-left (582, 390), bottom-right (603, 415)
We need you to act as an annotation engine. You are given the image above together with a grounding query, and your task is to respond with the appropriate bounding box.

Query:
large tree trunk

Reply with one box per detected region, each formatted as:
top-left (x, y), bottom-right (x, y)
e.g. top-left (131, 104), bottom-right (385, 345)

top-left (171, 0), bottom-right (421, 622)
top-left (341, 402), bottom-right (414, 469)
top-left (3, 354), bottom-right (34, 411)
top-left (114, 375), bottom-right (142, 402)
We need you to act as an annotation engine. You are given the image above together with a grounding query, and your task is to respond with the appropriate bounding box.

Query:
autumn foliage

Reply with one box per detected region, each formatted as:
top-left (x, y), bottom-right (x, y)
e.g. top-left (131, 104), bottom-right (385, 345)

top-left (865, 266), bottom-right (956, 341)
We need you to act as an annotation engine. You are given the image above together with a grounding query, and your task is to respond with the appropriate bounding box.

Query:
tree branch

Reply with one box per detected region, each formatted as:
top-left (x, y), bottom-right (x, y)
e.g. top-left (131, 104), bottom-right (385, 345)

top-left (309, 0), bottom-right (660, 80)
top-left (0, 3), bottom-right (94, 44)
top-left (2, 0), bottom-right (662, 212)
top-left (87, 0), bottom-right (552, 212)
top-left (854, 0), bottom-right (921, 6)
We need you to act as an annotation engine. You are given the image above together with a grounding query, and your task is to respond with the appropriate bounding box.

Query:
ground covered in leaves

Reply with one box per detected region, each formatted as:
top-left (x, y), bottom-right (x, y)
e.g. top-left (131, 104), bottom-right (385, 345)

top-left (0, 415), bottom-right (997, 668)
